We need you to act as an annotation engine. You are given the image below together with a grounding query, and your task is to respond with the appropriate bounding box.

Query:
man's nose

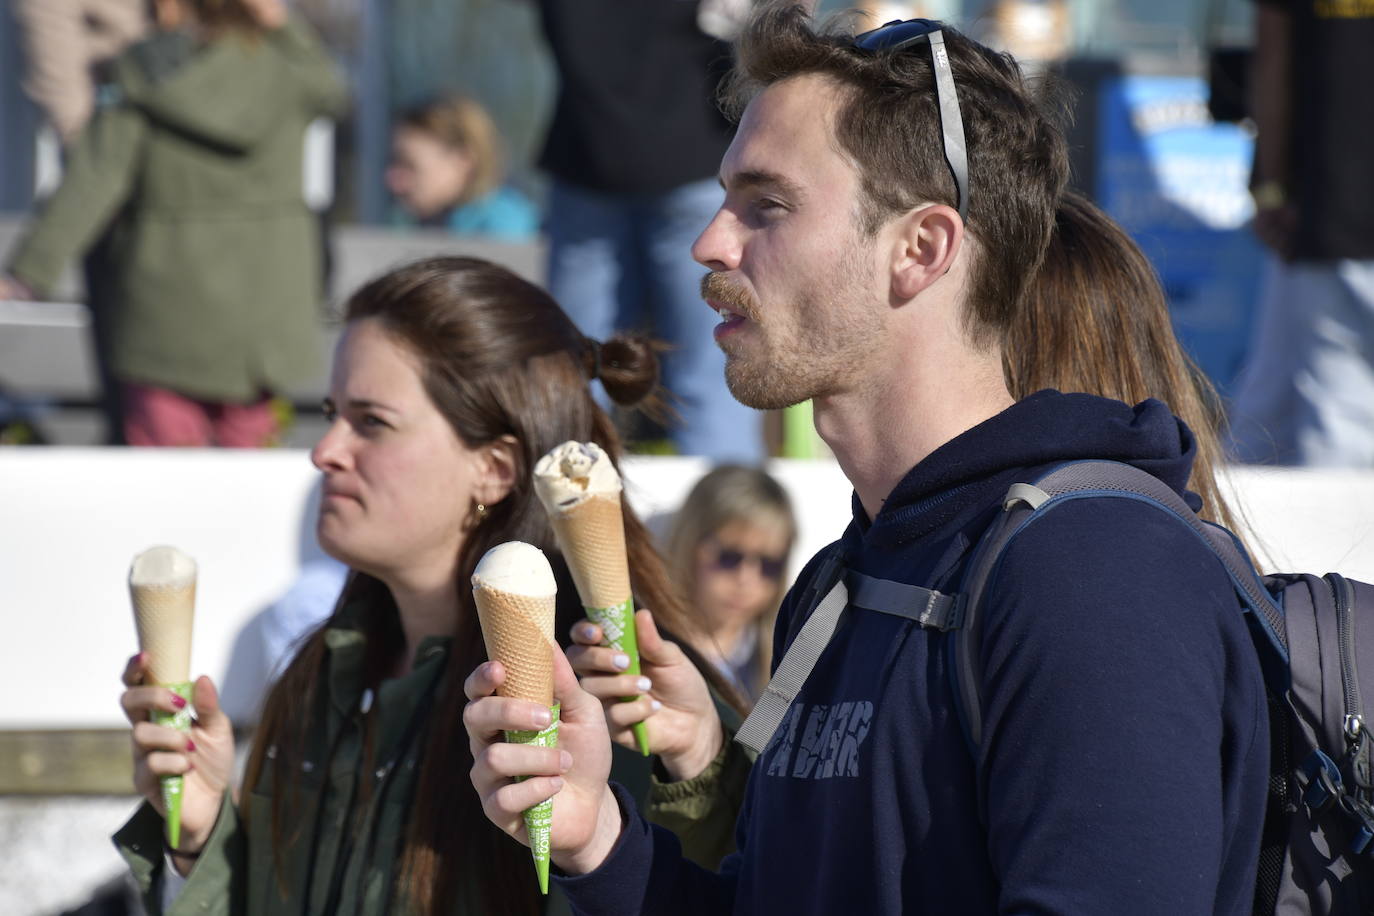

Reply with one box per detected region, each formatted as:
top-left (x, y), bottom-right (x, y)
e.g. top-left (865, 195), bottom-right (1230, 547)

top-left (692, 208), bottom-right (741, 272)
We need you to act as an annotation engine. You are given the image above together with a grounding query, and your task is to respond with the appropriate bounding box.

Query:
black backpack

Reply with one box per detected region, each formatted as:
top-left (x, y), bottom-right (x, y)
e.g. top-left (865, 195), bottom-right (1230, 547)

top-left (949, 461), bottom-right (1374, 914)
top-left (738, 459), bottom-right (1374, 912)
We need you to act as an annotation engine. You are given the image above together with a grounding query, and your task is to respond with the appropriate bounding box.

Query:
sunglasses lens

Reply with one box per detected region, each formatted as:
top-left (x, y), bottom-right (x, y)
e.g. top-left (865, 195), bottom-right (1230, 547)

top-left (713, 545), bottom-right (785, 580)
top-left (854, 18), bottom-right (938, 52)
top-left (715, 548), bottom-right (745, 570)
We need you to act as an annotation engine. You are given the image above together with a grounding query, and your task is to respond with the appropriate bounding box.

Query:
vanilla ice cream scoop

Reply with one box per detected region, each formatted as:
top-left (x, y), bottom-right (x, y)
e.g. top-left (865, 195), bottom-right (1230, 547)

top-left (472, 541), bottom-right (558, 597)
top-left (533, 441), bottom-right (621, 509)
top-left (130, 545), bottom-right (197, 590)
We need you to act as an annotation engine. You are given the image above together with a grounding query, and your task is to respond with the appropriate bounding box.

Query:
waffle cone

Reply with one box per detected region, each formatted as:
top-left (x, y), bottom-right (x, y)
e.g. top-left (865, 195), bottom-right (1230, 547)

top-left (548, 494), bottom-right (631, 609)
top-left (474, 584), bottom-right (557, 705)
top-left (131, 581), bottom-right (196, 685)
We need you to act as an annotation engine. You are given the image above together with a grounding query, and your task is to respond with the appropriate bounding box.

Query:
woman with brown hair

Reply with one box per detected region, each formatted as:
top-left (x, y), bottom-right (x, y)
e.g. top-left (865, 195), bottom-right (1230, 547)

top-left (114, 256), bottom-right (736, 914)
top-left (1004, 189), bottom-right (1244, 535)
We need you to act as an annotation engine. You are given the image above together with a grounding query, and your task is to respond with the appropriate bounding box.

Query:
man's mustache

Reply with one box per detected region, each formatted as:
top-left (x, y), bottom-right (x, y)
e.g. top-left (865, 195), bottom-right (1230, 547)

top-left (701, 272), bottom-right (760, 321)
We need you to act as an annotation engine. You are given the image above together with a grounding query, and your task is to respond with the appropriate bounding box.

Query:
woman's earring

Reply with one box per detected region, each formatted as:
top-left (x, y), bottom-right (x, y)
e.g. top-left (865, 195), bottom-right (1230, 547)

top-left (471, 501), bottom-right (489, 527)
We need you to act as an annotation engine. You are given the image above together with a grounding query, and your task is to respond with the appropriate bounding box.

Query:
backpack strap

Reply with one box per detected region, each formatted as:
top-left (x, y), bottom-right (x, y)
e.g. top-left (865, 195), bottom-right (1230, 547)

top-left (736, 546), bottom-right (847, 755)
top-left (735, 548), bottom-right (967, 755)
top-left (949, 460), bottom-right (1291, 757)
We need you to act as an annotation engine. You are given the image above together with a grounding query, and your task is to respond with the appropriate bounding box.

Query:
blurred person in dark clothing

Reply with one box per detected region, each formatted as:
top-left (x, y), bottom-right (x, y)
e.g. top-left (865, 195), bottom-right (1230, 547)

top-left (0, 0), bottom-right (347, 447)
top-left (531, 0), bottom-right (766, 462)
top-left (1228, 0), bottom-right (1374, 467)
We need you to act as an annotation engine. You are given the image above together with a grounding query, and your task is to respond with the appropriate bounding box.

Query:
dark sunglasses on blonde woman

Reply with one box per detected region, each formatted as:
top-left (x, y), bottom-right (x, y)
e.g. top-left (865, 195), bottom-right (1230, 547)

top-left (708, 541), bottom-right (786, 581)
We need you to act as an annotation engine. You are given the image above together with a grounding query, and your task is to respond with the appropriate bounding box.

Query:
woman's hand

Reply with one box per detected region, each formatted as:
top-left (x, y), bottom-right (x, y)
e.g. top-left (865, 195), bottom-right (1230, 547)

top-left (464, 647), bottom-right (623, 875)
top-left (119, 653), bottom-right (236, 868)
top-left (567, 609), bottom-right (724, 781)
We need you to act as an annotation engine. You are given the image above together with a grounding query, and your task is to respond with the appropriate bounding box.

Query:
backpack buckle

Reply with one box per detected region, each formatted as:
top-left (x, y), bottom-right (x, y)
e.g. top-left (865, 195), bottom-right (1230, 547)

top-left (1334, 793), bottom-right (1374, 856)
top-left (1300, 749), bottom-right (1344, 814)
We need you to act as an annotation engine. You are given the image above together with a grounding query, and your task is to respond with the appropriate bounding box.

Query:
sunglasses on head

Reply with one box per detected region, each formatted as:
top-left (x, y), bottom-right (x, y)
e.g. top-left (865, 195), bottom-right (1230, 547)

top-left (852, 18), bottom-right (970, 222)
top-left (709, 543), bottom-right (786, 581)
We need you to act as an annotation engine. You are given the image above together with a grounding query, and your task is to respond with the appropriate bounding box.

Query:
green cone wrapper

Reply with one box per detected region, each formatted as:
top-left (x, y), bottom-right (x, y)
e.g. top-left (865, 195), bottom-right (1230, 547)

top-left (151, 681), bottom-right (194, 847)
top-left (586, 598), bottom-right (649, 756)
top-left (506, 704), bottom-right (561, 894)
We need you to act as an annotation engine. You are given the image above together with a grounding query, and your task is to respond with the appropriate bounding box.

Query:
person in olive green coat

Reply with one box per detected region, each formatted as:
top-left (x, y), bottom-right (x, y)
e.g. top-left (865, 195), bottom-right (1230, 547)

top-left (115, 257), bottom-right (742, 915)
top-left (1, 0), bottom-right (346, 446)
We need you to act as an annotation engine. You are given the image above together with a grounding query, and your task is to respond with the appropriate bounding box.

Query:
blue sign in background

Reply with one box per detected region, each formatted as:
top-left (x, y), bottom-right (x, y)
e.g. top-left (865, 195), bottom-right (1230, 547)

top-left (1096, 75), bottom-right (1265, 397)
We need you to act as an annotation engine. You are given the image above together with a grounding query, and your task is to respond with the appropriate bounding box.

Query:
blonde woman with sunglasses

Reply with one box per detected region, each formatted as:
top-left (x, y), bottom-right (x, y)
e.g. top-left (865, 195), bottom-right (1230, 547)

top-left (663, 465), bottom-right (795, 705)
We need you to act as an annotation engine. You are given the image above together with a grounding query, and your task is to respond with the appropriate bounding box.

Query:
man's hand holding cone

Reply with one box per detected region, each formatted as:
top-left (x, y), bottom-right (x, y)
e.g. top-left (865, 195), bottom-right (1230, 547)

top-left (464, 626), bottom-right (624, 881)
top-left (533, 441), bottom-right (651, 756)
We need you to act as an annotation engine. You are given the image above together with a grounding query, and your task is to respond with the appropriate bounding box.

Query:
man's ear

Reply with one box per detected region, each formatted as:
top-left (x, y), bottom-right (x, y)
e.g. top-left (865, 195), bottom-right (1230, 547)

top-left (890, 204), bottom-right (963, 301)
top-left (473, 434), bottom-right (521, 507)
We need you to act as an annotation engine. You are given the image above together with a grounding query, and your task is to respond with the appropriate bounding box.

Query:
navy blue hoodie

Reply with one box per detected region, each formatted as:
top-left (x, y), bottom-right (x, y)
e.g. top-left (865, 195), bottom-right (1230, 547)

top-left (558, 392), bottom-right (1269, 914)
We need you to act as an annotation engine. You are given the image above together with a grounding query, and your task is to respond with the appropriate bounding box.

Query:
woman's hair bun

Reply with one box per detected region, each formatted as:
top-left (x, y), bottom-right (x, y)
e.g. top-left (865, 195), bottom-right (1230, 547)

top-left (584, 334), bottom-right (663, 408)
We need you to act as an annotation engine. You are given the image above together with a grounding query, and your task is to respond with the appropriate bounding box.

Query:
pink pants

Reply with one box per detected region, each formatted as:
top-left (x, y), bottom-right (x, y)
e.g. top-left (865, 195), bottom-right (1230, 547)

top-left (122, 383), bottom-right (278, 448)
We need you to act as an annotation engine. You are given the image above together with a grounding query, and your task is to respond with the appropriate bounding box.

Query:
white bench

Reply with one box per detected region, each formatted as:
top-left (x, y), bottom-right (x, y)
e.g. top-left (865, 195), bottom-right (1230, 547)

top-left (1, 447), bottom-right (1371, 730)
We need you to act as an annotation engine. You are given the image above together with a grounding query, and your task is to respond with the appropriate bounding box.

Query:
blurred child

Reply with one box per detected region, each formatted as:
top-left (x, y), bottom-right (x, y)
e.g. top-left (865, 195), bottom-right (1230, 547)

top-left (665, 465), bottom-right (796, 704)
top-left (385, 94), bottom-right (539, 240)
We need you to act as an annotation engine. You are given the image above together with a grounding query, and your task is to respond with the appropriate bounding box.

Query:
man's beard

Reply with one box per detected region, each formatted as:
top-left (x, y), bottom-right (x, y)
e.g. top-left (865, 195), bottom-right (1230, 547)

top-left (701, 271), bottom-right (850, 411)
top-left (697, 251), bottom-right (879, 411)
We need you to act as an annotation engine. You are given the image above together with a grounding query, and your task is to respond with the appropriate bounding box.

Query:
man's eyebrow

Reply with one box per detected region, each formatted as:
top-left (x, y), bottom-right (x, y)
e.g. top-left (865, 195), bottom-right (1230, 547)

top-left (720, 169), bottom-right (804, 198)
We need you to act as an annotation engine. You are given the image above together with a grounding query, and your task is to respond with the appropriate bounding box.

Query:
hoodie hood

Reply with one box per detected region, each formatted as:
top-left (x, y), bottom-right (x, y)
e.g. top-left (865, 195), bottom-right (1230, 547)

top-left (861, 390), bottom-right (1197, 548)
top-left (114, 29), bottom-right (286, 153)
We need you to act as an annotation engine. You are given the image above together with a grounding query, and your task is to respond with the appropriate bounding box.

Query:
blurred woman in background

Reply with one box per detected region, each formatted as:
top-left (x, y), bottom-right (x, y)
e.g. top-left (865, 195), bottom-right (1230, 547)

top-left (664, 465), bottom-right (795, 704)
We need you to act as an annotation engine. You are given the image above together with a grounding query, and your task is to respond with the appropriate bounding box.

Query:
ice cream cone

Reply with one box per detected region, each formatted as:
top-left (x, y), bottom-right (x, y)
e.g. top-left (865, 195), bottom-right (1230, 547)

top-left (128, 546), bottom-right (197, 849)
top-left (472, 542), bottom-right (560, 894)
top-left (545, 493), bottom-right (631, 610)
top-left (534, 442), bottom-right (650, 755)
top-left (473, 583), bottom-right (557, 706)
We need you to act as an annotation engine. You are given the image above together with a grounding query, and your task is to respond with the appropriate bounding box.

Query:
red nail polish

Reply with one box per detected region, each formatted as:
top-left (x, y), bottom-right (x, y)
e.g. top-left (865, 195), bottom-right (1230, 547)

top-left (186, 739), bottom-right (196, 753)
top-left (171, 694), bottom-right (187, 709)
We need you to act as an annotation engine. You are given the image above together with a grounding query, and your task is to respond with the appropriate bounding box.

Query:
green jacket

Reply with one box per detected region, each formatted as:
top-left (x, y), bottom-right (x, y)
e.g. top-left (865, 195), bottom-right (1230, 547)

top-left (640, 712), bottom-right (756, 870)
top-left (8, 17), bottom-right (346, 403)
top-left (117, 600), bottom-right (458, 915)
top-left (112, 589), bottom-right (712, 916)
